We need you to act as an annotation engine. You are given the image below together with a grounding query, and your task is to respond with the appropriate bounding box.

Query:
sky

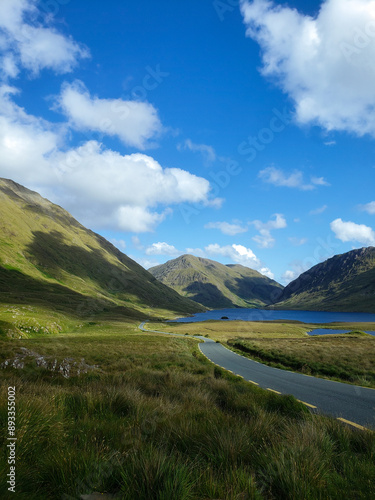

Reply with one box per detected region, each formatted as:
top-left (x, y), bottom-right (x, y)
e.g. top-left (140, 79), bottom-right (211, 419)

top-left (0, 0), bottom-right (375, 285)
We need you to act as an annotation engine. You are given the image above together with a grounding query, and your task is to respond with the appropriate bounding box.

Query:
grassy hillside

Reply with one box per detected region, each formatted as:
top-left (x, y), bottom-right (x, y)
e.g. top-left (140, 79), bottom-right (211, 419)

top-left (274, 247), bottom-right (375, 313)
top-left (0, 178), bottom-right (203, 326)
top-left (149, 254), bottom-right (283, 309)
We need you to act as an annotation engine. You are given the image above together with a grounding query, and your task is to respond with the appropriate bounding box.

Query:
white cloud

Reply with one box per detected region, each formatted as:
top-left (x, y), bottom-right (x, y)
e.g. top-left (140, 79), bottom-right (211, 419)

top-left (330, 218), bottom-right (375, 245)
top-left (250, 213), bottom-right (287, 248)
top-left (259, 166), bottom-right (308, 189)
top-left (0, 89), bottom-right (216, 233)
top-left (116, 206), bottom-right (170, 233)
top-left (178, 139), bottom-right (216, 164)
top-left (0, 85), bottom-right (61, 183)
top-left (142, 242), bottom-right (275, 278)
top-left (130, 256), bottom-right (161, 270)
top-left (1, 55), bottom-right (19, 79)
top-left (258, 166), bottom-right (329, 190)
top-left (54, 142), bottom-right (213, 209)
top-left (205, 243), bottom-right (274, 278)
top-left (204, 221), bottom-right (248, 236)
top-left (240, 0), bottom-right (375, 136)
top-left (311, 177), bottom-right (330, 187)
top-left (145, 242), bottom-right (182, 256)
top-left (309, 204), bottom-right (328, 215)
top-left (185, 247), bottom-right (207, 258)
top-left (205, 197), bottom-right (225, 209)
top-left (0, 0), bottom-right (89, 77)
top-left (359, 201), bottom-right (375, 214)
top-left (252, 232), bottom-right (273, 249)
top-left (324, 140), bottom-right (336, 146)
top-left (56, 80), bottom-right (162, 149)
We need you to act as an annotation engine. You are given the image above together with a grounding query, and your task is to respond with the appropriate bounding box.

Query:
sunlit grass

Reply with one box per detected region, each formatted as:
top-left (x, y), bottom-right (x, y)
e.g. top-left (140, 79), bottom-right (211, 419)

top-left (150, 320), bottom-right (375, 387)
top-left (0, 321), bottom-right (374, 499)
top-left (230, 335), bottom-right (375, 387)
top-left (147, 319), bottom-right (310, 341)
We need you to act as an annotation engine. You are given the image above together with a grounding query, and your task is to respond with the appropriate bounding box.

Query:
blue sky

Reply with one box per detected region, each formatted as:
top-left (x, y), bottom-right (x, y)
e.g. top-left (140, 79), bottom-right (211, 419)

top-left (1, 0), bottom-right (375, 284)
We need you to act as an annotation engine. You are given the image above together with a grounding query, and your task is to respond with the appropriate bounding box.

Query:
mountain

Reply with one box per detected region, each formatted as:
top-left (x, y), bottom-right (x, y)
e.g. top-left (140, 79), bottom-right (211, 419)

top-left (274, 247), bottom-right (375, 313)
top-left (148, 254), bottom-right (283, 309)
top-left (0, 178), bottom-right (204, 321)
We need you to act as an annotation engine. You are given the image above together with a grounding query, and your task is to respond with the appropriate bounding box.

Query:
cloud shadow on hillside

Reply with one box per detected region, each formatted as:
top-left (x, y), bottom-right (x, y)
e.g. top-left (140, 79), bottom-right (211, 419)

top-left (22, 230), bottom-right (198, 315)
top-left (0, 265), bottom-right (144, 319)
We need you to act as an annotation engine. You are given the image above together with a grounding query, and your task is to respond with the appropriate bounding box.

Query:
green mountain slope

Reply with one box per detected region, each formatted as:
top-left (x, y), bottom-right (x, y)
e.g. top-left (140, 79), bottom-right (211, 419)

top-left (149, 254), bottom-right (283, 309)
top-left (0, 178), bottom-right (204, 321)
top-left (274, 247), bottom-right (375, 312)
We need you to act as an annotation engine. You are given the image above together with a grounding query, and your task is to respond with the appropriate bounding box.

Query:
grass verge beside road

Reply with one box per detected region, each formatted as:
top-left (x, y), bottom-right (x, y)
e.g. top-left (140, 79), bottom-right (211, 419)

top-left (0, 320), bottom-right (374, 499)
top-left (150, 320), bottom-right (375, 388)
top-left (230, 335), bottom-right (375, 388)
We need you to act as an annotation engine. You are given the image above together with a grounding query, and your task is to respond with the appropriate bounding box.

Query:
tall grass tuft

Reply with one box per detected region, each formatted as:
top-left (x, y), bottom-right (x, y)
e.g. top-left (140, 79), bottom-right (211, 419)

top-left (1, 327), bottom-right (375, 499)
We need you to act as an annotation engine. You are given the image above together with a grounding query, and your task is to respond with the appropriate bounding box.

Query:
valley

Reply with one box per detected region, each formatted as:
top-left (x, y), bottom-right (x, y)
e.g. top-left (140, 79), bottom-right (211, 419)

top-left (1, 179), bottom-right (375, 499)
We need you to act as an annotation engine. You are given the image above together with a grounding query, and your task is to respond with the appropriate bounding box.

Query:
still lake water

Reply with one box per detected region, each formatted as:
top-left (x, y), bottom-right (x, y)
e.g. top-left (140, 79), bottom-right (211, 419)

top-left (171, 308), bottom-right (375, 324)
top-left (308, 329), bottom-right (375, 336)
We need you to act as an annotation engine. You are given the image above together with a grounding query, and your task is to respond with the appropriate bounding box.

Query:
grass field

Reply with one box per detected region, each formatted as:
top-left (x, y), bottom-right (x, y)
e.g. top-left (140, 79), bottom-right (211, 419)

top-left (149, 320), bottom-right (375, 388)
top-left (1, 320), bottom-right (375, 499)
top-left (230, 335), bottom-right (375, 388)
top-left (148, 320), bottom-right (311, 340)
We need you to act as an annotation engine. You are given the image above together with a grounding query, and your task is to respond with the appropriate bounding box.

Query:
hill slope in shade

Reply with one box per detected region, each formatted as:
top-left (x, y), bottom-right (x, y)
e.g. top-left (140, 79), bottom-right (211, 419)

top-left (149, 254), bottom-right (283, 309)
top-left (0, 178), bottom-right (204, 320)
top-left (274, 247), bottom-right (375, 313)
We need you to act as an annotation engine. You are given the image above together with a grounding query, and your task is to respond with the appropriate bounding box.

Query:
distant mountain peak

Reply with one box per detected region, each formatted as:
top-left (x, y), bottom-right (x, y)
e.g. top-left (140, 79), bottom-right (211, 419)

top-left (149, 254), bottom-right (283, 309)
top-left (274, 247), bottom-right (375, 313)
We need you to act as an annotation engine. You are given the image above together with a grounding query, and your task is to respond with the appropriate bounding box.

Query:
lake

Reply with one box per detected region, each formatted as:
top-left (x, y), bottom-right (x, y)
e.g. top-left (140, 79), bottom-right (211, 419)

top-left (308, 329), bottom-right (375, 336)
top-left (171, 308), bottom-right (375, 324)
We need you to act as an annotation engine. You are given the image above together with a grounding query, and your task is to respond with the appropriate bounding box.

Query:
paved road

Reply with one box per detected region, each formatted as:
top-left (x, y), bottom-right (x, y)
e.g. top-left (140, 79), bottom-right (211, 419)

top-left (139, 322), bottom-right (375, 429)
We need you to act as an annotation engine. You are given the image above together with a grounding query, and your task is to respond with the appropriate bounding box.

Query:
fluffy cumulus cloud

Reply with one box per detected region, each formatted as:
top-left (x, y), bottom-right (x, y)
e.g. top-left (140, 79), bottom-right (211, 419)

top-left (56, 81), bottom-right (162, 149)
top-left (0, 1), bottom-right (219, 234)
top-left (55, 143), bottom-right (212, 208)
top-left (0, 85), bottom-right (61, 183)
top-left (259, 167), bottom-right (329, 190)
top-left (116, 206), bottom-right (170, 233)
top-left (0, 89), bottom-right (216, 233)
top-left (205, 243), bottom-right (274, 278)
top-left (53, 143), bottom-right (216, 232)
top-left (250, 213), bottom-right (287, 248)
top-left (204, 221), bottom-right (248, 236)
top-left (185, 247), bottom-right (207, 258)
top-left (330, 218), bottom-right (375, 245)
top-left (0, 0), bottom-right (89, 78)
top-left (132, 256), bottom-right (161, 270)
top-left (145, 242), bottom-right (182, 256)
top-left (240, 0), bottom-right (375, 136)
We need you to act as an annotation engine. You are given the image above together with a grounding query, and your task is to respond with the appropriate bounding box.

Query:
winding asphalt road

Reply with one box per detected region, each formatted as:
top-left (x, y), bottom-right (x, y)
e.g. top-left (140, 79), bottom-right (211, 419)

top-left (139, 322), bottom-right (375, 430)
